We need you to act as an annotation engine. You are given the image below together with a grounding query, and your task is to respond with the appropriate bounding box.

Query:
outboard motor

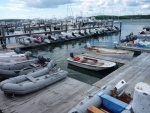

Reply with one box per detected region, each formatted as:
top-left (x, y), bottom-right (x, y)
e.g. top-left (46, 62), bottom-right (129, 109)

top-left (84, 30), bottom-right (88, 35)
top-left (114, 26), bottom-right (119, 30)
top-left (70, 53), bottom-right (74, 58)
top-left (38, 56), bottom-right (48, 65)
top-left (79, 31), bottom-right (84, 36)
top-left (72, 32), bottom-right (76, 37)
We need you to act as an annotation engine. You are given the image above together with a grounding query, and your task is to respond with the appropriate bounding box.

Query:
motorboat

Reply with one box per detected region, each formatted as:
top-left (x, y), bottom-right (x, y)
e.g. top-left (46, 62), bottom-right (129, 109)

top-left (67, 53), bottom-right (116, 71)
top-left (17, 36), bottom-right (31, 45)
top-left (31, 34), bottom-right (51, 43)
top-left (82, 43), bottom-right (134, 59)
top-left (137, 27), bottom-right (150, 39)
top-left (133, 39), bottom-right (150, 48)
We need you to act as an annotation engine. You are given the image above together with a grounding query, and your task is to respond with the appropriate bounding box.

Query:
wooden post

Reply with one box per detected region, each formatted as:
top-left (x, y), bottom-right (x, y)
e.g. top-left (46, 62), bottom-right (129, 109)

top-left (74, 23), bottom-right (75, 28)
top-left (61, 21), bottom-right (63, 30)
top-left (120, 22), bottom-right (122, 33)
top-left (29, 25), bottom-right (31, 35)
top-left (44, 24), bottom-right (46, 35)
top-left (38, 23), bottom-right (40, 30)
top-left (111, 21), bottom-right (113, 27)
top-left (79, 22), bottom-right (81, 31)
top-left (98, 21), bottom-right (100, 28)
top-left (6, 25), bottom-right (10, 43)
top-left (24, 25), bottom-right (26, 33)
top-left (49, 23), bottom-right (51, 34)
top-left (1, 27), bottom-right (6, 47)
top-left (66, 23), bottom-right (68, 32)
top-left (6, 25), bottom-right (9, 35)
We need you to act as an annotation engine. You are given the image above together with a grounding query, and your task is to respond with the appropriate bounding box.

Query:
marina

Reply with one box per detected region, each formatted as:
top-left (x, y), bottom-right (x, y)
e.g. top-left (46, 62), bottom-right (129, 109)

top-left (0, 0), bottom-right (150, 112)
top-left (0, 52), bottom-right (150, 113)
top-left (0, 13), bottom-right (150, 113)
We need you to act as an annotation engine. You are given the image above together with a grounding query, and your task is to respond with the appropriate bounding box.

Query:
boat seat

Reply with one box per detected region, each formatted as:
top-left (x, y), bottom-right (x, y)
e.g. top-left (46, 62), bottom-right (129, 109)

top-left (26, 76), bottom-right (36, 82)
top-left (100, 94), bottom-right (131, 113)
top-left (30, 63), bottom-right (39, 67)
top-left (87, 106), bottom-right (105, 113)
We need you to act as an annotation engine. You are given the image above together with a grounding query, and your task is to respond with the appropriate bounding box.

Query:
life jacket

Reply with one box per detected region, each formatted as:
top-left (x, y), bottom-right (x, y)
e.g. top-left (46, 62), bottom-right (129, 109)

top-left (36, 37), bottom-right (41, 42)
top-left (74, 57), bottom-right (80, 61)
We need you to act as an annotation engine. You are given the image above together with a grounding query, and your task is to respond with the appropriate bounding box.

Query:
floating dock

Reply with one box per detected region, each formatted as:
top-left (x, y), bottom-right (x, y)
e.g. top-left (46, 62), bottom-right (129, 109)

top-left (0, 53), bottom-right (150, 113)
top-left (94, 52), bottom-right (150, 95)
top-left (119, 45), bottom-right (150, 53)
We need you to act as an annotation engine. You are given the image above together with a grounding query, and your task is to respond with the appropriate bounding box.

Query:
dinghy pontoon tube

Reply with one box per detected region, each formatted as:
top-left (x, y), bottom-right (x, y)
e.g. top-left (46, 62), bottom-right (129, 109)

top-left (0, 60), bottom-right (68, 94)
top-left (68, 80), bottom-right (131, 113)
top-left (0, 56), bottom-right (50, 77)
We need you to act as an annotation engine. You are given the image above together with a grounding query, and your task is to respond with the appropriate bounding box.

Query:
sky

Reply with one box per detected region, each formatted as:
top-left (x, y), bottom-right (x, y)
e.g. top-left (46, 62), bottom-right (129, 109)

top-left (0, 0), bottom-right (150, 19)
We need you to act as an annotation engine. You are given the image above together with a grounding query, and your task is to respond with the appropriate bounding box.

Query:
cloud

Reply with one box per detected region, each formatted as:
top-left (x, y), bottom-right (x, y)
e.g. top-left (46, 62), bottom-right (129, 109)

top-left (1, 0), bottom-right (149, 19)
top-left (9, 0), bottom-right (77, 8)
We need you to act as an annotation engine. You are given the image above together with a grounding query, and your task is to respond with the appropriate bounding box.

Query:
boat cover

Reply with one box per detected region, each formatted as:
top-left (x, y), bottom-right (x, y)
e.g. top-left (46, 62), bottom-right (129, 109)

top-left (100, 94), bottom-right (128, 113)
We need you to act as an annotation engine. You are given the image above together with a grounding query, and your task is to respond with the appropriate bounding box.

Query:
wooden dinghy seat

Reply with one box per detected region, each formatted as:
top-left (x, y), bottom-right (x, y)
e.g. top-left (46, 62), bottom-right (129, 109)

top-left (80, 57), bottom-right (98, 65)
top-left (87, 106), bottom-right (105, 113)
top-left (26, 76), bottom-right (37, 83)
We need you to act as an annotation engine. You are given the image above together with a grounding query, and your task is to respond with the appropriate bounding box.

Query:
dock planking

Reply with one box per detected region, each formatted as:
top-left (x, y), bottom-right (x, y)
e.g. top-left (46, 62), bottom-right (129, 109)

top-left (0, 77), bottom-right (99, 113)
top-left (83, 53), bottom-right (130, 64)
top-left (119, 45), bottom-right (150, 53)
top-left (0, 53), bottom-right (149, 113)
top-left (93, 52), bottom-right (150, 96)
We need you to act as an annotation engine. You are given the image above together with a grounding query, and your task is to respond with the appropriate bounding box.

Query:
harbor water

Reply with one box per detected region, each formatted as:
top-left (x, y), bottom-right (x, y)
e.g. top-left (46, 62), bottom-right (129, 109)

top-left (3, 19), bottom-right (150, 84)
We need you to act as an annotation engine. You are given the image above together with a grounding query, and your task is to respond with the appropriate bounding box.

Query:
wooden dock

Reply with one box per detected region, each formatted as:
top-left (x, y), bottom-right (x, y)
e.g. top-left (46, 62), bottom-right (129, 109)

top-left (0, 53), bottom-right (149, 113)
top-left (119, 45), bottom-right (150, 53)
top-left (94, 52), bottom-right (150, 95)
top-left (0, 78), bottom-right (98, 113)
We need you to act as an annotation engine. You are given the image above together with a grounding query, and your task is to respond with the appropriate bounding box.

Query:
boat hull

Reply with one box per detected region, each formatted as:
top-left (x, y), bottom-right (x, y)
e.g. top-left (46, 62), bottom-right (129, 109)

top-left (82, 47), bottom-right (134, 59)
top-left (68, 60), bottom-right (110, 71)
top-left (0, 60), bottom-right (68, 94)
top-left (67, 55), bottom-right (116, 71)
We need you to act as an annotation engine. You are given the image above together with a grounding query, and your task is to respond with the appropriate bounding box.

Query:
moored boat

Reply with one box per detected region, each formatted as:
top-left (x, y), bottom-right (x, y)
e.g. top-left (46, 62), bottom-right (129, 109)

top-left (67, 53), bottom-right (116, 71)
top-left (68, 80), bottom-right (132, 113)
top-left (82, 43), bottom-right (134, 59)
top-left (0, 60), bottom-right (68, 94)
top-left (0, 56), bottom-right (49, 78)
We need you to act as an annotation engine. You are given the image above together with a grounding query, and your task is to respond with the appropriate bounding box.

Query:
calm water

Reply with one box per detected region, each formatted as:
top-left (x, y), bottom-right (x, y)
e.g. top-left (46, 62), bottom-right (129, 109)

top-left (6, 19), bottom-right (150, 84)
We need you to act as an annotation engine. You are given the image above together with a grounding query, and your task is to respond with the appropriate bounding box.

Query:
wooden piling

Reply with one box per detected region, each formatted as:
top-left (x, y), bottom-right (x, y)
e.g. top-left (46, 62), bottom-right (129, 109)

top-left (24, 25), bottom-right (27, 33)
top-left (79, 22), bottom-right (81, 31)
top-left (120, 22), bottom-right (122, 33)
top-left (65, 23), bottom-right (68, 32)
top-left (61, 21), bottom-right (63, 30)
top-left (49, 23), bottom-right (51, 34)
top-left (29, 25), bottom-right (31, 35)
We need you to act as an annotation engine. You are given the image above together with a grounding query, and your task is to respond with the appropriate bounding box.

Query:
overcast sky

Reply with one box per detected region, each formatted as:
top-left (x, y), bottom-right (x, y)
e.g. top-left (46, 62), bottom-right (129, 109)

top-left (0, 0), bottom-right (150, 19)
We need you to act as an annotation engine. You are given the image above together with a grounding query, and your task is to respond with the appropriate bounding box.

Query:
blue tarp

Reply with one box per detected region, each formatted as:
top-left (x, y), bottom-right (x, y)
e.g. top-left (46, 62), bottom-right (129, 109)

top-left (100, 94), bottom-right (128, 113)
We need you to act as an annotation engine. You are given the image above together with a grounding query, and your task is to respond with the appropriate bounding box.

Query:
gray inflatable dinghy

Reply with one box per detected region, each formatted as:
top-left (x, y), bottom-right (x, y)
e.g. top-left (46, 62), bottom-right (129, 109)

top-left (0, 56), bottom-right (49, 78)
top-left (0, 60), bottom-right (68, 94)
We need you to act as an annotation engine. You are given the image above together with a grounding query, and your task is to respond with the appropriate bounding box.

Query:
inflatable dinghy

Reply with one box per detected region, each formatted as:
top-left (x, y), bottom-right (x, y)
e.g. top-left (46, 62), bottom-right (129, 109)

top-left (0, 60), bottom-right (68, 94)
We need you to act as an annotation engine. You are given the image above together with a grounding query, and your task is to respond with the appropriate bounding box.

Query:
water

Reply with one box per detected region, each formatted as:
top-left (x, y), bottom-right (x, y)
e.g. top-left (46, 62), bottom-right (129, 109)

top-left (3, 19), bottom-right (150, 84)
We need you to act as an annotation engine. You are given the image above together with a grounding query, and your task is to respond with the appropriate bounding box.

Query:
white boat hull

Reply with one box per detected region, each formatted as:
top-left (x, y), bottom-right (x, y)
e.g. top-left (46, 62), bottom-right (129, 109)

top-left (67, 55), bottom-right (116, 71)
